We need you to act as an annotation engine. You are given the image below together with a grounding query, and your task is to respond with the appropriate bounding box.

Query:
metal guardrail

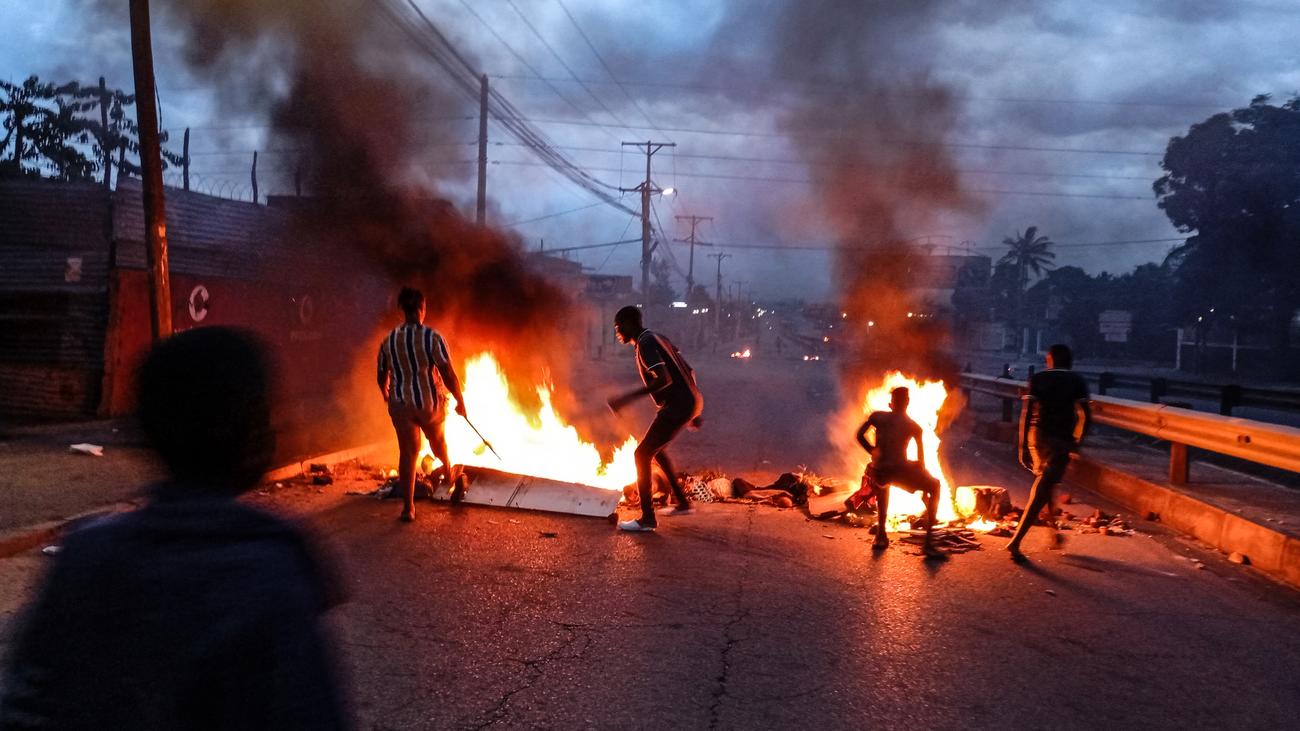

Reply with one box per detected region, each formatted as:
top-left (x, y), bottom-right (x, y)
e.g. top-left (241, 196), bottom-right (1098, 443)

top-left (1073, 369), bottom-right (1300, 416)
top-left (960, 373), bottom-right (1300, 483)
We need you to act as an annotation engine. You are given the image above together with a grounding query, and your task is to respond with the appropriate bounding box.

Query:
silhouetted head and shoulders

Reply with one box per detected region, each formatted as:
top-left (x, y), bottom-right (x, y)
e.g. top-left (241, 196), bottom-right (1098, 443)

top-left (864, 387), bottom-right (924, 467)
top-left (1, 327), bottom-right (348, 729)
top-left (613, 305), bottom-right (701, 410)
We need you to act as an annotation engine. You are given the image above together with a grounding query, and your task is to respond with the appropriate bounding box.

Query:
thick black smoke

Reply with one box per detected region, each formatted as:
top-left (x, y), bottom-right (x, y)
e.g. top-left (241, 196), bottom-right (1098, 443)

top-left (711, 0), bottom-right (986, 475)
top-left (111, 0), bottom-right (588, 440)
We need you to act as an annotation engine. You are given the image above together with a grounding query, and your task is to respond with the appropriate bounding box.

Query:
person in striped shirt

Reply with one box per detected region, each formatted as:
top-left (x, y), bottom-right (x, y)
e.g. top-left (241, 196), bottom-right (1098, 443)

top-left (377, 287), bottom-right (467, 522)
top-left (608, 305), bottom-right (704, 532)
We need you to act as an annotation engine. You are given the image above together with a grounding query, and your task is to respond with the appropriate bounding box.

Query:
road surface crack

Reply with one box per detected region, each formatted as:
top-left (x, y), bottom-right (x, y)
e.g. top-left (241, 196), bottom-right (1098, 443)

top-left (708, 509), bottom-right (754, 730)
top-left (463, 622), bottom-right (593, 730)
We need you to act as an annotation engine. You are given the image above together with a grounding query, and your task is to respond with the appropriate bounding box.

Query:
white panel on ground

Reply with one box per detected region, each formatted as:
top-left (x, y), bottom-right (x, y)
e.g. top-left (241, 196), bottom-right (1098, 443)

top-left (427, 467), bottom-right (620, 519)
top-left (511, 477), bottom-right (622, 519)
top-left (806, 488), bottom-right (854, 518)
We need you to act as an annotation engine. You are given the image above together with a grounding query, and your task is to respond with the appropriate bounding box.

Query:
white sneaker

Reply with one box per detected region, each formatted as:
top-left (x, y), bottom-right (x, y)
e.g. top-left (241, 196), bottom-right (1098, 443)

top-left (658, 506), bottom-right (696, 516)
top-left (618, 519), bottom-right (657, 532)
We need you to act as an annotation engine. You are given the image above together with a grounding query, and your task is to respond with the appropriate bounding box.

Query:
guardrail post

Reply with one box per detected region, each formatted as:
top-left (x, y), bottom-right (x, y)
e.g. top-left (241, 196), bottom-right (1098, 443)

top-left (1220, 384), bottom-right (1242, 416)
top-left (1150, 377), bottom-right (1168, 404)
top-left (1098, 371), bottom-right (1114, 396)
top-left (1169, 442), bottom-right (1189, 485)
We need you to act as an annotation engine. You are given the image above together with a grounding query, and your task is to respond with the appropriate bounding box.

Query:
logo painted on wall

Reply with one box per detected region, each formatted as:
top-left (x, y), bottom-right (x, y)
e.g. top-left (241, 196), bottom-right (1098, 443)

top-left (188, 284), bottom-right (210, 323)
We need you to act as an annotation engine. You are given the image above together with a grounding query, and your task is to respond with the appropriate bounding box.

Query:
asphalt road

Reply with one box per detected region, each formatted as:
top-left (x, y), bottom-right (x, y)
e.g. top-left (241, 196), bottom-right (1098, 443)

top-left (285, 433), bottom-right (1297, 730)
top-left (3, 356), bottom-right (1300, 729)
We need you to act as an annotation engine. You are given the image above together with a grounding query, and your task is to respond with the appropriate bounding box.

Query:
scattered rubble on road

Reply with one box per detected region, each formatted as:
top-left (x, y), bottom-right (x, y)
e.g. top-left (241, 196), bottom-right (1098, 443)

top-left (69, 443), bottom-right (104, 457)
top-left (898, 528), bottom-right (982, 554)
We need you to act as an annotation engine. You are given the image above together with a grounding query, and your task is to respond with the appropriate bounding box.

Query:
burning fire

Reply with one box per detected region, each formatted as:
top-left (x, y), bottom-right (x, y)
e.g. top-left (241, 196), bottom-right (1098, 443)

top-left (730, 348), bottom-right (752, 359)
top-left (852, 372), bottom-right (982, 530)
top-left (422, 353), bottom-right (637, 490)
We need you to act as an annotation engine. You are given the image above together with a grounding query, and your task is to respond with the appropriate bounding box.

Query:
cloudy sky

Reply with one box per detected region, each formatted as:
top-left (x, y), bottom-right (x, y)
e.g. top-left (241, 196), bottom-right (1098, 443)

top-left (4, 0), bottom-right (1299, 300)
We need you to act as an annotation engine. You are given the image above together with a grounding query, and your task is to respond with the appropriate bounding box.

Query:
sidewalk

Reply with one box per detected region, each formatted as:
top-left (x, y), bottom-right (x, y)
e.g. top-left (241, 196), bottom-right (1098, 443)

top-left (1071, 436), bottom-right (1300, 586)
top-left (0, 420), bottom-right (160, 533)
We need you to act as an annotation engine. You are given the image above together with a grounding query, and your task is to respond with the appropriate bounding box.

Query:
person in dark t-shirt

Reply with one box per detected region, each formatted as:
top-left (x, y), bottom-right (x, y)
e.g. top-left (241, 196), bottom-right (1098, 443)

top-left (1007, 343), bottom-right (1092, 562)
top-left (608, 305), bottom-right (703, 532)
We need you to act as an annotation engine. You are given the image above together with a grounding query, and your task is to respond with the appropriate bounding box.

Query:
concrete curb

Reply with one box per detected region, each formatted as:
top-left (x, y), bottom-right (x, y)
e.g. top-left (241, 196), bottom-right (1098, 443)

top-left (0, 442), bottom-right (388, 560)
top-left (0, 501), bottom-right (140, 560)
top-left (1068, 454), bottom-right (1300, 589)
top-left (264, 441), bottom-right (388, 482)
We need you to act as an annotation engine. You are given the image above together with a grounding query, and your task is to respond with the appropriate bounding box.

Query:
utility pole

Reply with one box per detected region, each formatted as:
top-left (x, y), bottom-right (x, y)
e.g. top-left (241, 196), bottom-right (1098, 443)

top-left (182, 127), bottom-right (190, 191)
top-left (476, 73), bottom-right (488, 226)
top-left (708, 252), bottom-right (730, 337)
top-left (674, 214), bottom-right (712, 297)
top-left (619, 140), bottom-right (675, 301)
top-left (250, 151), bottom-right (258, 204)
top-left (128, 0), bottom-right (172, 340)
top-left (98, 77), bottom-right (112, 189)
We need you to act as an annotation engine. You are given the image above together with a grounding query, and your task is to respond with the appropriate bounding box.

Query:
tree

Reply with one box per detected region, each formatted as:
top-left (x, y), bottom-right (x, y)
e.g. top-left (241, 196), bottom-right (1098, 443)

top-left (1155, 95), bottom-right (1300, 375)
top-left (1, 75), bottom-right (181, 184)
top-left (1, 76), bottom-right (60, 178)
top-left (998, 226), bottom-right (1056, 349)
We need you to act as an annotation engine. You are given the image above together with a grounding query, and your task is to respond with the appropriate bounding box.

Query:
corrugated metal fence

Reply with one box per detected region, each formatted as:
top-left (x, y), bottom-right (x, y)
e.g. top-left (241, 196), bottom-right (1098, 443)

top-left (0, 180), bottom-right (112, 420)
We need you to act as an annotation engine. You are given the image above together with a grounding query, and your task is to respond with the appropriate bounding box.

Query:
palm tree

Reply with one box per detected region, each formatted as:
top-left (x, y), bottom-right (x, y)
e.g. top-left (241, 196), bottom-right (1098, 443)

top-left (999, 226), bottom-right (1056, 351)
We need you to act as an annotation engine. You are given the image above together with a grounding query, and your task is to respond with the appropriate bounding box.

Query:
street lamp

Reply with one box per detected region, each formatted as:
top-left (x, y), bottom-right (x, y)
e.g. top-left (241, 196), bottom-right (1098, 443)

top-left (661, 187), bottom-right (675, 196)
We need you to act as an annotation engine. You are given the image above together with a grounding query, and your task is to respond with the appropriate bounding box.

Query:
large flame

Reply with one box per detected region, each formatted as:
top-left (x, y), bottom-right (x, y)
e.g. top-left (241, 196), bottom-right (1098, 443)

top-left (852, 372), bottom-right (972, 530)
top-left (424, 353), bottom-right (637, 489)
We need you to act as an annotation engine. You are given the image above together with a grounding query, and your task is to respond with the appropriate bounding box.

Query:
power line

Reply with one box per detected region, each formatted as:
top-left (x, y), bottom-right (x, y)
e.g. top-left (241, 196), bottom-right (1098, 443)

top-left (485, 159), bottom-right (1155, 200)
top-left (503, 0), bottom-right (632, 129)
top-left (191, 155), bottom-right (1156, 202)
top-left (490, 74), bottom-right (1238, 111)
top-left (454, 0), bottom-right (618, 144)
top-left (489, 141), bottom-right (1156, 182)
top-left (650, 197), bottom-right (690, 285)
top-left (552, 0), bottom-right (670, 141)
top-left (185, 142), bottom-right (474, 157)
top-left (382, 0), bottom-right (636, 214)
top-left (541, 236), bottom-right (641, 254)
top-left (161, 117), bottom-right (474, 134)
top-left (167, 116), bottom-right (1164, 160)
top-left (501, 201), bottom-right (607, 227)
top-left (512, 116), bottom-right (1165, 156)
top-left (190, 139), bottom-right (1157, 182)
top-left (690, 236), bottom-right (1186, 252)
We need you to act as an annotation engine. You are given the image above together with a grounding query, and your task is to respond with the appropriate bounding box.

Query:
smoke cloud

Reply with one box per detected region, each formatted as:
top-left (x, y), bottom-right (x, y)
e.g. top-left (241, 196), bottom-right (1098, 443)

top-left (715, 0), bottom-right (984, 475)
top-left (107, 0), bottom-right (592, 444)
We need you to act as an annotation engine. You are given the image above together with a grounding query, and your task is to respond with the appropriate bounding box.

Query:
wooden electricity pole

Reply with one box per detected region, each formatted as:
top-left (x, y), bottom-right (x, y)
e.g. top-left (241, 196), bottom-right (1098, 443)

top-left (674, 214), bottom-right (712, 296)
top-left (250, 151), bottom-right (259, 203)
top-left (98, 77), bottom-right (112, 189)
top-left (476, 74), bottom-right (489, 226)
top-left (619, 140), bottom-right (675, 301)
top-left (128, 0), bottom-right (172, 339)
top-left (708, 252), bottom-right (731, 336)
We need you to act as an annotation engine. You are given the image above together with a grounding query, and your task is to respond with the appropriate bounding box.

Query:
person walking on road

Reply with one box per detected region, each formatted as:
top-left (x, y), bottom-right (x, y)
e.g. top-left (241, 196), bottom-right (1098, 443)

top-left (608, 305), bottom-right (704, 532)
top-left (852, 386), bottom-right (944, 557)
top-left (378, 286), bottom-right (468, 522)
top-left (0, 327), bottom-right (350, 730)
top-left (1007, 343), bottom-right (1092, 562)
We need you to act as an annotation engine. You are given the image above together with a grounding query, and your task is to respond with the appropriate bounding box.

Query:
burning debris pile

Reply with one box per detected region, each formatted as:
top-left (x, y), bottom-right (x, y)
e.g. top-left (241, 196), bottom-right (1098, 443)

top-left (431, 354), bottom-right (637, 490)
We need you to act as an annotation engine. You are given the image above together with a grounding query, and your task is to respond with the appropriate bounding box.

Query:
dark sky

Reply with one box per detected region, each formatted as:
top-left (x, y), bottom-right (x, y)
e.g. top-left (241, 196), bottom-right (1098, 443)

top-left (5, 0), bottom-right (1299, 299)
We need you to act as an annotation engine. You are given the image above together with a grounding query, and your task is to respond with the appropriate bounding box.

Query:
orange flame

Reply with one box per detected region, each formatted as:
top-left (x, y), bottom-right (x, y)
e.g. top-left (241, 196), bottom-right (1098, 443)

top-left (730, 348), bottom-right (752, 359)
top-left (422, 353), bottom-right (637, 490)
